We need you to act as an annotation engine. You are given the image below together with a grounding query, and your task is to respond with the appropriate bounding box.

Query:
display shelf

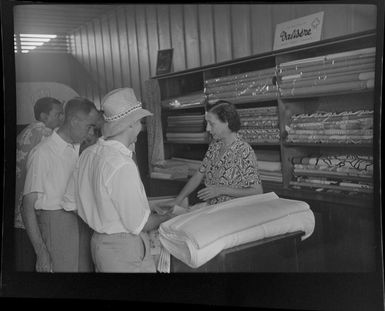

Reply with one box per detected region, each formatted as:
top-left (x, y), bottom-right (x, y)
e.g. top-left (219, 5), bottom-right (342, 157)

top-left (150, 30), bottom-right (377, 206)
top-left (283, 142), bottom-right (373, 148)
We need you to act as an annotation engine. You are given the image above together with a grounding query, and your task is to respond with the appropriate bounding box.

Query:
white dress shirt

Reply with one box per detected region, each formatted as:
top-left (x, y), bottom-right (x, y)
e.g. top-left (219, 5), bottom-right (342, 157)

top-left (62, 138), bottom-right (150, 235)
top-left (23, 130), bottom-right (80, 210)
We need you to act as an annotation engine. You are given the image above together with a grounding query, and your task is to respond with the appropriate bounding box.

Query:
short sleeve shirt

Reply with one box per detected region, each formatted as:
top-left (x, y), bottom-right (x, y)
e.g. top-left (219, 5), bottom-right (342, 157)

top-left (15, 122), bottom-right (52, 229)
top-left (199, 137), bottom-right (261, 205)
top-left (61, 138), bottom-right (150, 235)
top-left (23, 130), bottom-right (80, 211)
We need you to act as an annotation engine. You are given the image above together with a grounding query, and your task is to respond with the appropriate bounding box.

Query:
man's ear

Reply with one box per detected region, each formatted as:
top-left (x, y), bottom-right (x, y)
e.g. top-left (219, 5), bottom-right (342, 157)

top-left (39, 112), bottom-right (48, 123)
top-left (70, 115), bottom-right (79, 127)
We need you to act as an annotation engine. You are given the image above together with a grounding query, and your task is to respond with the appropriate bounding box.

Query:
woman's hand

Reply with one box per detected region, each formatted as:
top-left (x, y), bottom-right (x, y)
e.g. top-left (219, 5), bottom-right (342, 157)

top-left (152, 199), bottom-right (177, 215)
top-left (197, 186), bottom-right (224, 201)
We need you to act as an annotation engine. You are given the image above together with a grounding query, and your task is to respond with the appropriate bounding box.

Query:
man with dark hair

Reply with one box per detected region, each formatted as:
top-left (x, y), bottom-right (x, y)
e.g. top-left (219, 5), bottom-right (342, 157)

top-left (15, 96), bottom-right (64, 271)
top-left (22, 97), bottom-right (99, 272)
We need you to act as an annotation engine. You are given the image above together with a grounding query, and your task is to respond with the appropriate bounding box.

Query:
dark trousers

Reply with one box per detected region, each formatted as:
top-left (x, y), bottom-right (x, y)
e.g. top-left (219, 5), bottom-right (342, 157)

top-left (14, 228), bottom-right (36, 271)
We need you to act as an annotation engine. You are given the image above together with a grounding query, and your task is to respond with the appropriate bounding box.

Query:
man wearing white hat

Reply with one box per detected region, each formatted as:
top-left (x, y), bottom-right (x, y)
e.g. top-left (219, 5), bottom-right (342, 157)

top-left (62, 88), bottom-right (171, 272)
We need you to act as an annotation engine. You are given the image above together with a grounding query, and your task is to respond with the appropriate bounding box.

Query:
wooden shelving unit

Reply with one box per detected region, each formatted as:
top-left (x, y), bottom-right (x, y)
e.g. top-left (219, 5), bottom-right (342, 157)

top-left (148, 30), bottom-right (379, 272)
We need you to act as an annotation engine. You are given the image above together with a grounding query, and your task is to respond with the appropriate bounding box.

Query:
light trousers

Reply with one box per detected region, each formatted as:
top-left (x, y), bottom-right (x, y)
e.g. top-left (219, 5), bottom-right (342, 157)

top-left (36, 209), bottom-right (93, 272)
top-left (91, 231), bottom-right (156, 273)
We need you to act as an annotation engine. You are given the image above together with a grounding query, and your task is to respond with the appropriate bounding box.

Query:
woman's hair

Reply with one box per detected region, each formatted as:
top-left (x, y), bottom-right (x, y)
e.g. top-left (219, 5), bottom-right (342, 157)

top-left (206, 100), bottom-right (241, 132)
top-left (33, 97), bottom-right (62, 121)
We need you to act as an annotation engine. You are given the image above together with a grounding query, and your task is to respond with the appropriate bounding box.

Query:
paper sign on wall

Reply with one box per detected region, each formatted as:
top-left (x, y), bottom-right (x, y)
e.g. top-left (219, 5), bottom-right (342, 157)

top-left (273, 12), bottom-right (324, 50)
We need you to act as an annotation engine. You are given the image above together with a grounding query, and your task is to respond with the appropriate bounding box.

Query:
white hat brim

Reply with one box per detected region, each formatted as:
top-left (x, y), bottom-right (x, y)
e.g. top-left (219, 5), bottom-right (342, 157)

top-left (102, 108), bottom-right (153, 138)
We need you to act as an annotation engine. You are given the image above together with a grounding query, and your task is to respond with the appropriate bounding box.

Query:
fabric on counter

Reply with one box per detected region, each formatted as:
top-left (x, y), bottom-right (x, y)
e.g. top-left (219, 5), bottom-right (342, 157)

top-left (152, 158), bottom-right (202, 177)
top-left (161, 92), bottom-right (206, 109)
top-left (159, 192), bottom-right (314, 269)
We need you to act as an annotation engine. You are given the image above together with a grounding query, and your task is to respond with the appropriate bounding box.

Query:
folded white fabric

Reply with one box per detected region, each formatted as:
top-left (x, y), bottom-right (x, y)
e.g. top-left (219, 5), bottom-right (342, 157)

top-left (159, 192), bottom-right (315, 269)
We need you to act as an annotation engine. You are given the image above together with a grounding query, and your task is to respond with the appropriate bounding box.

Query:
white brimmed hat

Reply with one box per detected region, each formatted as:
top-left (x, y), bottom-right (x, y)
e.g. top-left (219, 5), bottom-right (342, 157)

top-left (101, 88), bottom-right (153, 138)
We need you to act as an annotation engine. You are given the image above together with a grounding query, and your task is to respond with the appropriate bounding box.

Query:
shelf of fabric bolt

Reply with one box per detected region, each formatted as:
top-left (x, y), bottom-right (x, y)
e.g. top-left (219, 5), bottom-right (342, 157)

top-left (170, 230), bottom-right (305, 272)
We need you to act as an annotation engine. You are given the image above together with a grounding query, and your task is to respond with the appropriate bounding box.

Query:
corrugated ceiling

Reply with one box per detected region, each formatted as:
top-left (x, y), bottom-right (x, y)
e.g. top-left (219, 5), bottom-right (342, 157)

top-left (13, 4), bottom-right (117, 53)
top-left (13, 4), bottom-right (116, 35)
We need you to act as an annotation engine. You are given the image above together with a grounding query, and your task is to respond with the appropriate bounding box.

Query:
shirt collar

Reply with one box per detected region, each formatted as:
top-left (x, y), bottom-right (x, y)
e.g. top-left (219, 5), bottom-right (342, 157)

top-left (99, 137), bottom-right (133, 157)
top-left (51, 130), bottom-right (79, 154)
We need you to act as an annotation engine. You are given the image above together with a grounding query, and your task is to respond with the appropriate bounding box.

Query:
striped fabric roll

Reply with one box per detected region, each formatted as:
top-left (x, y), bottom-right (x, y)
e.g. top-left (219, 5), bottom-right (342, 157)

top-left (290, 153), bottom-right (373, 194)
top-left (277, 47), bottom-right (376, 97)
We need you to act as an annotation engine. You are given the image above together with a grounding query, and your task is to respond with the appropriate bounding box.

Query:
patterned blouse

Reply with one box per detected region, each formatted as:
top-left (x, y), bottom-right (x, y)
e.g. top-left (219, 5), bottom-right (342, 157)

top-left (15, 122), bottom-right (52, 229)
top-left (199, 137), bottom-right (261, 205)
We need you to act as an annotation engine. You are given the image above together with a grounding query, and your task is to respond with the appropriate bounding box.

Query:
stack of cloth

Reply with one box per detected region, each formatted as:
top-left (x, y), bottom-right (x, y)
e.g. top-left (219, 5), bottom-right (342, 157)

top-left (151, 157), bottom-right (202, 180)
top-left (255, 149), bottom-right (283, 183)
top-left (161, 92), bottom-right (206, 109)
top-left (166, 113), bottom-right (208, 143)
top-left (277, 47), bottom-right (376, 97)
top-left (204, 67), bottom-right (279, 104)
top-left (290, 154), bottom-right (373, 195)
top-left (285, 110), bottom-right (373, 144)
top-left (158, 192), bottom-right (315, 270)
top-left (238, 106), bottom-right (281, 143)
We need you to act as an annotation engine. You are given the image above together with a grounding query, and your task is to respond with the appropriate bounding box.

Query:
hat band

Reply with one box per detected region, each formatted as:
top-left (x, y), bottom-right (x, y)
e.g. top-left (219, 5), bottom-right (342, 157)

top-left (104, 102), bottom-right (142, 122)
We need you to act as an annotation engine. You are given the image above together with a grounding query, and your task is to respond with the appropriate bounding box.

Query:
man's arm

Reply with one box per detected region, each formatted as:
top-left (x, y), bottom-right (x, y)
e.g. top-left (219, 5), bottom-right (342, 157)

top-left (21, 193), bottom-right (52, 272)
top-left (142, 213), bottom-right (173, 232)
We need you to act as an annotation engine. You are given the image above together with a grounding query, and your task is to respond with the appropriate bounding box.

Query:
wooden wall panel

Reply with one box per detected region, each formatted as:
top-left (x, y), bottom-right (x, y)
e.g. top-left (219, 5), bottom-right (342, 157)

top-left (100, 15), bottom-right (114, 93)
top-left (271, 4), bottom-right (296, 30)
top-left (116, 6), bottom-right (131, 88)
top-left (68, 4), bottom-right (377, 102)
top-left (157, 5), bottom-right (171, 50)
top-left (73, 31), bottom-right (86, 97)
top-left (198, 4), bottom-right (215, 66)
top-left (251, 5), bottom-right (273, 54)
top-left (136, 5), bottom-right (151, 99)
top-left (350, 4), bottom-right (377, 33)
top-left (108, 10), bottom-right (123, 89)
top-left (125, 6), bottom-right (141, 100)
top-left (231, 4), bottom-right (251, 59)
top-left (86, 22), bottom-right (102, 103)
top-left (93, 19), bottom-right (108, 95)
top-left (170, 5), bottom-right (186, 72)
top-left (80, 26), bottom-right (93, 100)
top-left (146, 6), bottom-right (159, 77)
top-left (213, 4), bottom-right (232, 62)
top-left (184, 4), bottom-right (200, 69)
top-left (322, 5), bottom-right (350, 39)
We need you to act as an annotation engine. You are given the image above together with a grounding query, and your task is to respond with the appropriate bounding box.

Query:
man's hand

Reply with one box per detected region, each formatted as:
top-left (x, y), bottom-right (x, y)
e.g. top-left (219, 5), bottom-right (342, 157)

top-left (197, 186), bottom-right (224, 201)
top-left (35, 247), bottom-right (53, 273)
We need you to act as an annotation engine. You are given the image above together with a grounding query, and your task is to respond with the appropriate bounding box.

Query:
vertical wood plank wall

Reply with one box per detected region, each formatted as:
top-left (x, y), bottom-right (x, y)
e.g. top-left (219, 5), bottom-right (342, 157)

top-left (69, 4), bottom-right (376, 107)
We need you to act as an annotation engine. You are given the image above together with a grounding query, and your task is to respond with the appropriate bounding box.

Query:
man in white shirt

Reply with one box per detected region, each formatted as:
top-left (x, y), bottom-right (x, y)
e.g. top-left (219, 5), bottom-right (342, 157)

top-left (62, 88), bottom-right (171, 272)
top-left (22, 97), bottom-right (99, 272)
top-left (15, 97), bottom-right (64, 271)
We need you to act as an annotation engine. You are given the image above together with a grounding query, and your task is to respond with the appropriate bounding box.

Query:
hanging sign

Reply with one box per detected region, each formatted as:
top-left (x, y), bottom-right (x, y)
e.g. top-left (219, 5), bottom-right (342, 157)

top-left (273, 11), bottom-right (324, 50)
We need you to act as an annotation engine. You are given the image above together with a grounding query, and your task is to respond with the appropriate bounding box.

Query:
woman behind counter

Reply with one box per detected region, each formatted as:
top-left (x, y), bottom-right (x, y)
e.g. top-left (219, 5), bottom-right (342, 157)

top-left (170, 100), bottom-right (263, 208)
